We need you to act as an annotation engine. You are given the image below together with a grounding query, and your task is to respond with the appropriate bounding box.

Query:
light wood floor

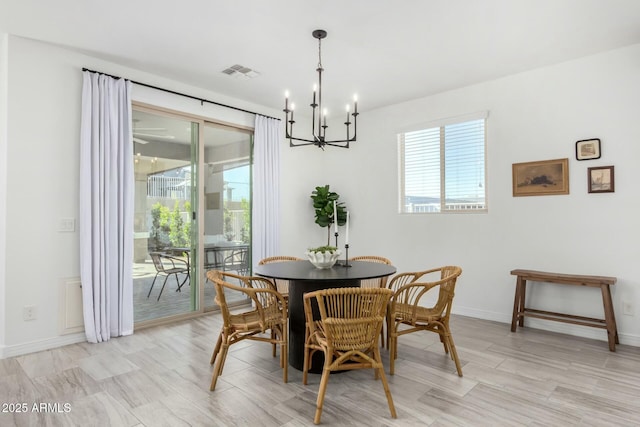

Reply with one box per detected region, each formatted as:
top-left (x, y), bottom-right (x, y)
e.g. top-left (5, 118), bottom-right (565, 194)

top-left (2, 313), bottom-right (640, 426)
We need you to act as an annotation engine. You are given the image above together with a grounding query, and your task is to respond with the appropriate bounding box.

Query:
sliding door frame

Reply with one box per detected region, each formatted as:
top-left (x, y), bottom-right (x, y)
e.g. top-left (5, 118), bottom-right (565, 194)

top-left (132, 101), bottom-right (254, 329)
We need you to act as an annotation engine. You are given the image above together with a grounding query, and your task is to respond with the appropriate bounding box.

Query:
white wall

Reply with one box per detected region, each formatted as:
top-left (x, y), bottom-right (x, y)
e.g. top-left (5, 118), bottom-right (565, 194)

top-left (0, 35), bottom-right (280, 357)
top-left (0, 32), bottom-right (9, 351)
top-left (280, 43), bottom-right (640, 345)
top-left (2, 34), bottom-right (639, 357)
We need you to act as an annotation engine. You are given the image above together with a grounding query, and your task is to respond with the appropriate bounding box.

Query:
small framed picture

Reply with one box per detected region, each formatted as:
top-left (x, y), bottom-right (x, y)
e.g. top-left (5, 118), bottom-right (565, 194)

top-left (588, 166), bottom-right (614, 193)
top-left (576, 138), bottom-right (601, 160)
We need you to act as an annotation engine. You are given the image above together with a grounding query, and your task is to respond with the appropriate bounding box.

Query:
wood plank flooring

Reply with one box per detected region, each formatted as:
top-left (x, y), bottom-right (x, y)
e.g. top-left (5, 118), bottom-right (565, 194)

top-left (2, 313), bottom-right (640, 426)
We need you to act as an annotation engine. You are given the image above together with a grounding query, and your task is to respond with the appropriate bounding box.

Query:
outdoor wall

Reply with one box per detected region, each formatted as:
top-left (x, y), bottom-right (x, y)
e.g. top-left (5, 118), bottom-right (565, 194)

top-left (0, 35), bottom-right (280, 357)
top-left (279, 43), bottom-right (640, 346)
top-left (204, 169), bottom-right (224, 236)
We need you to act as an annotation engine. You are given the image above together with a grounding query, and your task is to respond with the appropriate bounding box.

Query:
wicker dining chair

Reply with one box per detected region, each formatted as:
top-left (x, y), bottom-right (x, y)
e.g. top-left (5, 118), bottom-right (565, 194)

top-left (384, 269), bottom-right (433, 348)
top-left (387, 266), bottom-right (463, 376)
top-left (257, 256), bottom-right (304, 300)
top-left (206, 270), bottom-right (288, 391)
top-left (303, 287), bottom-right (396, 424)
top-left (349, 255), bottom-right (393, 346)
top-left (348, 255), bottom-right (393, 288)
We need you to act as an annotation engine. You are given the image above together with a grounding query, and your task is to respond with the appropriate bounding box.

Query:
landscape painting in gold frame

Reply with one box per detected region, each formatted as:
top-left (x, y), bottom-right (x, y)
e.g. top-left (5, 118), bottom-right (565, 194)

top-left (512, 158), bottom-right (569, 197)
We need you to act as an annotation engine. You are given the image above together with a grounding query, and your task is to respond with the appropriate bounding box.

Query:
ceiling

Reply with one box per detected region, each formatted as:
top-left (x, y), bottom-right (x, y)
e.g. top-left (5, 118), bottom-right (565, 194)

top-left (2, 1), bottom-right (640, 116)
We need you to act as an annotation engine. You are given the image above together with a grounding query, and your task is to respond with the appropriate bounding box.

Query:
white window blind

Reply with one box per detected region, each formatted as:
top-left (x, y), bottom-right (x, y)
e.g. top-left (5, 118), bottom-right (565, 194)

top-left (399, 115), bottom-right (486, 213)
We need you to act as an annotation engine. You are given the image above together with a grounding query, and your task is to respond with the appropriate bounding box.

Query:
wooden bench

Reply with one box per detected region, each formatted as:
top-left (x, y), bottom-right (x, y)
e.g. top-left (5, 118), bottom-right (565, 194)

top-left (510, 269), bottom-right (618, 351)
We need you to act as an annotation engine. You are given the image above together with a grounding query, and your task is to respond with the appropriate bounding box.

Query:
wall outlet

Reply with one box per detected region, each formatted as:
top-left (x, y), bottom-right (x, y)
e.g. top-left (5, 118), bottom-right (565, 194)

top-left (58, 218), bottom-right (76, 232)
top-left (23, 305), bottom-right (37, 321)
top-left (623, 301), bottom-right (634, 316)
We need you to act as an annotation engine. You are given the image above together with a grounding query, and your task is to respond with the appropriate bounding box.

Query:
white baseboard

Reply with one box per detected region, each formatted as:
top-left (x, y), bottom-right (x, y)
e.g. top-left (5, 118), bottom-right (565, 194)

top-left (0, 332), bottom-right (86, 359)
top-left (453, 306), bottom-right (640, 348)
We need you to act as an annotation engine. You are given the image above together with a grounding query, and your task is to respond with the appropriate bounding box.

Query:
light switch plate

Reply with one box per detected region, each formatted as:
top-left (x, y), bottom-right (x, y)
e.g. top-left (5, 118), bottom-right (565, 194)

top-left (59, 218), bottom-right (76, 232)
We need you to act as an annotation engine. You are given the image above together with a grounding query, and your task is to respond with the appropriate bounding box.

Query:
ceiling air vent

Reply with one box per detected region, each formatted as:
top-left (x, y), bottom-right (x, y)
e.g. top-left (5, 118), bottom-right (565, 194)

top-left (221, 64), bottom-right (260, 79)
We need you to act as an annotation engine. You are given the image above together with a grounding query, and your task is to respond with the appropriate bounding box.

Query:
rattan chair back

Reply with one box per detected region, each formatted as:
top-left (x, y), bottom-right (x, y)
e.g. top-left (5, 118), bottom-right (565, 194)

top-left (257, 256), bottom-right (304, 297)
top-left (348, 255), bottom-right (393, 289)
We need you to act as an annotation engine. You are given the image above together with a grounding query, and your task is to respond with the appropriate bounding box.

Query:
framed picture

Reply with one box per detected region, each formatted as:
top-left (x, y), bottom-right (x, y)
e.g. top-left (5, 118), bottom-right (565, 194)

top-left (512, 158), bottom-right (569, 197)
top-left (576, 138), bottom-right (601, 160)
top-left (588, 166), bottom-right (615, 193)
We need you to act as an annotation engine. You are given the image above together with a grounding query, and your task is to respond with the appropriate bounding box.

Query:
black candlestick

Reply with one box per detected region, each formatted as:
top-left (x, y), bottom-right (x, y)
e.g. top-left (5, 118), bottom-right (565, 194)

top-left (342, 244), bottom-right (351, 267)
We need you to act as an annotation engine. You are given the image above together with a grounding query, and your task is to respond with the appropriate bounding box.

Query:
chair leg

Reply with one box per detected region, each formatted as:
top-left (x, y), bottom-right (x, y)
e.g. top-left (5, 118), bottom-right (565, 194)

top-left (303, 326), bottom-right (311, 385)
top-left (437, 325), bottom-right (449, 354)
top-left (374, 347), bottom-right (397, 419)
top-left (156, 275), bottom-right (170, 301)
top-left (281, 335), bottom-right (288, 384)
top-left (210, 332), bottom-right (223, 365)
top-left (385, 313), bottom-right (391, 349)
top-left (271, 329), bottom-right (277, 358)
top-left (177, 272), bottom-right (189, 292)
top-left (173, 273), bottom-right (181, 292)
top-left (302, 348), bottom-right (310, 385)
top-left (444, 330), bottom-right (463, 377)
top-left (389, 334), bottom-right (396, 375)
top-left (389, 322), bottom-right (400, 375)
top-left (146, 274), bottom-right (160, 298)
top-left (210, 343), bottom-right (229, 391)
top-left (314, 367), bottom-right (331, 425)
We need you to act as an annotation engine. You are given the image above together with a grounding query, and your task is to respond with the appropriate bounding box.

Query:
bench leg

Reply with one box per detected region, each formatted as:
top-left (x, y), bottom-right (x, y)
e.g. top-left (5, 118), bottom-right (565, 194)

top-left (600, 284), bottom-right (618, 351)
top-left (511, 277), bottom-right (526, 332)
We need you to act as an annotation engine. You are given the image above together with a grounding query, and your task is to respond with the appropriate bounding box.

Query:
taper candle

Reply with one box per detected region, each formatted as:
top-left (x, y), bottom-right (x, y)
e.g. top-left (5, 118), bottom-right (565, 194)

top-left (345, 211), bottom-right (350, 245)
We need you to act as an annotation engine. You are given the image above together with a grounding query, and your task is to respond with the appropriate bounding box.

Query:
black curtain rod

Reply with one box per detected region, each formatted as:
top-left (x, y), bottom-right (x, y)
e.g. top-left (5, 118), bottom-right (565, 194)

top-left (82, 68), bottom-right (280, 121)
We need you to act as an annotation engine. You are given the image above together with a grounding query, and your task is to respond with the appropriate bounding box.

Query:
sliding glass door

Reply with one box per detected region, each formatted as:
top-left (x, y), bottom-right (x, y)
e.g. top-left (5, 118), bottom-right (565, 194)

top-left (202, 123), bottom-right (252, 310)
top-left (131, 106), bottom-right (253, 323)
top-left (132, 108), bottom-right (198, 323)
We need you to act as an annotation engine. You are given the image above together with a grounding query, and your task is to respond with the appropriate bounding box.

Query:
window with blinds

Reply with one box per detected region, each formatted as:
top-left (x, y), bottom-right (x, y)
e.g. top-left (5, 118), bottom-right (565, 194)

top-left (398, 115), bottom-right (487, 213)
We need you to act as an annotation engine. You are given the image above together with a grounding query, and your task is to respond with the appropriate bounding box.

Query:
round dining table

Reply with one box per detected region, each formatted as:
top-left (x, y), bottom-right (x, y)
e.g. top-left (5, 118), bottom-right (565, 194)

top-left (254, 260), bottom-right (397, 372)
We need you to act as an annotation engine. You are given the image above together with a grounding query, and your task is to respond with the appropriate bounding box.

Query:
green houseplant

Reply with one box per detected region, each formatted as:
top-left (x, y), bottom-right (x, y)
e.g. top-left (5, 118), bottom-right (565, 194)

top-left (310, 185), bottom-right (347, 245)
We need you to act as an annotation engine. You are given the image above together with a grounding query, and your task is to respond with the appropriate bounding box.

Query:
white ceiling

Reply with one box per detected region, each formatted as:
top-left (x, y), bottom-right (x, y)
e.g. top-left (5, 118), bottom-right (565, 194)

top-left (2, 0), bottom-right (640, 116)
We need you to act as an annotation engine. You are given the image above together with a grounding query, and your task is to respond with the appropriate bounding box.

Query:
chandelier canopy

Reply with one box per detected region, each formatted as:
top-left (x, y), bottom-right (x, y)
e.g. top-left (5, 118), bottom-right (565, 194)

top-left (283, 29), bottom-right (359, 149)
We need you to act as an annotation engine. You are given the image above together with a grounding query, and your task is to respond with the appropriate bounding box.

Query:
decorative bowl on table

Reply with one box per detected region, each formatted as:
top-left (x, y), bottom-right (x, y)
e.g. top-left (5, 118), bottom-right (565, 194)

top-left (305, 246), bottom-right (342, 269)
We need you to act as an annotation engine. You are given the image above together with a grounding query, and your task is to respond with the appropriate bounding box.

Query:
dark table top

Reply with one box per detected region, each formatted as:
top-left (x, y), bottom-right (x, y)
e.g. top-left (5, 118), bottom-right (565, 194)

top-left (254, 260), bottom-right (396, 282)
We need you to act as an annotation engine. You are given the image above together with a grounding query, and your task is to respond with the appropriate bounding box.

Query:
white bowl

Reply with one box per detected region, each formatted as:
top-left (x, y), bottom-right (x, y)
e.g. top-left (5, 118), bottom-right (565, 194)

top-left (305, 250), bottom-right (342, 269)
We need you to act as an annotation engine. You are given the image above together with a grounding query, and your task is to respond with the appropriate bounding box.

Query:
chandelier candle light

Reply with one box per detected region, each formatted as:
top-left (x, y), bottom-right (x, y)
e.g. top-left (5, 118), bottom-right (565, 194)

top-left (284, 29), bottom-right (359, 149)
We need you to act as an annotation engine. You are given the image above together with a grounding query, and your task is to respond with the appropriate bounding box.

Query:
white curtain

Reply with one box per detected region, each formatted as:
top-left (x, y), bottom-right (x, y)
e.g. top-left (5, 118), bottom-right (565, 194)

top-left (252, 115), bottom-right (282, 266)
top-left (79, 71), bottom-right (134, 343)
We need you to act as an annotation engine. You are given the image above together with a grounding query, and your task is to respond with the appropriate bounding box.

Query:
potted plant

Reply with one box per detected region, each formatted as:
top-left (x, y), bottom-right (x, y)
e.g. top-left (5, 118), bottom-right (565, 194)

top-left (305, 245), bottom-right (342, 269)
top-left (310, 185), bottom-right (347, 245)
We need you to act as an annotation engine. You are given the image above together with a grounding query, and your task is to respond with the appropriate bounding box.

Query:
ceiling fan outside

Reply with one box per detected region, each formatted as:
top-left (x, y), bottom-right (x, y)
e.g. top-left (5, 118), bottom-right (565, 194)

top-left (132, 127), bottom-right (175, 145)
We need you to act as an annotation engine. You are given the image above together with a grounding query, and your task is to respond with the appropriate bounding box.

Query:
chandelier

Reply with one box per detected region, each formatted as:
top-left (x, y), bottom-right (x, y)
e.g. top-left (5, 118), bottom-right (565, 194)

top-left (283, 29), bottom-right (359, 149)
